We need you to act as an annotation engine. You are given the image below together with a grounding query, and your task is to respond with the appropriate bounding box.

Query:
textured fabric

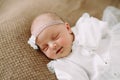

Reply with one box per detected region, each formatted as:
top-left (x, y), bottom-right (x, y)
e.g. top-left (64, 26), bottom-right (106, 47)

top-left (0, 15), bottom-right (56, 80)
top-left (0, 0), bottom-right (120, 80)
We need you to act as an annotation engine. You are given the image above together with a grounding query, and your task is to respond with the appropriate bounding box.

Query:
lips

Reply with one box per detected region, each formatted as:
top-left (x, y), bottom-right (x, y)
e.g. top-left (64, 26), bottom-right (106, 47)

top-left (56, 47), bottom-right (63, 54)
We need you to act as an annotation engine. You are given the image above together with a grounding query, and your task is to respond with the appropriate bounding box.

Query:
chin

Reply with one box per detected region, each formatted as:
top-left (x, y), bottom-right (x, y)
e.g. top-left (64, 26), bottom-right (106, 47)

top-left (62, 53), bottom-right (70, 58)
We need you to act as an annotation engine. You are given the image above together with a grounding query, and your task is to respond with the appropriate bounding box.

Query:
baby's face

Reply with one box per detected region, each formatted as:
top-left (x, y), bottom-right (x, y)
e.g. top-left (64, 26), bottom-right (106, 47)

top-left (36, 23), bottom-right (74, 59)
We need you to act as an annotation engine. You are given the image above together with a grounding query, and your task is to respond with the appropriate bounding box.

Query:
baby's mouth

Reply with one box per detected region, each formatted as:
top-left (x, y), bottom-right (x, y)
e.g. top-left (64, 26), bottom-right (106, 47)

top-left (56, 47), bottom-right (63, 54)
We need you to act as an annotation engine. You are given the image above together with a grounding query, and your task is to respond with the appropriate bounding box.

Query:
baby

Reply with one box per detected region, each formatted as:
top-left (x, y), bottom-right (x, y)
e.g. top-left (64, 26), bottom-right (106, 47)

top-left (28, 12), bottom-right (74, 59)
top-left (28, 6), bottom-right (120, 80)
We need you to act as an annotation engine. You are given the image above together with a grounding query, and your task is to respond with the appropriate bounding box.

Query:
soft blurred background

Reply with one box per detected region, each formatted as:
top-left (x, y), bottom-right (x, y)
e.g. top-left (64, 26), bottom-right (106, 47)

top-left (0, 0), bottom-right (120, 26)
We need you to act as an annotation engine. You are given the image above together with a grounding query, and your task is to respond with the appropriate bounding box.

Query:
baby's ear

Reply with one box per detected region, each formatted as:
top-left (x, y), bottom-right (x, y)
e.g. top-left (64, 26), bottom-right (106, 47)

top-left (65, 22), bottom-right (72, 33)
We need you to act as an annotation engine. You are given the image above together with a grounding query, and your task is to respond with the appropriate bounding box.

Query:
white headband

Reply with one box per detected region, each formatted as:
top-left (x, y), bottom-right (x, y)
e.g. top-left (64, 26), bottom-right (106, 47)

top-left (28, 21), bottom-right (64, 49)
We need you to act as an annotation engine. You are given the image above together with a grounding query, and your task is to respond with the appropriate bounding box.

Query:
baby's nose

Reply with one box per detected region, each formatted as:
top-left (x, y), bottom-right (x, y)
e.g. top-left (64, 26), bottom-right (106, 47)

top-left (49, 42), bottom-right (57, 49)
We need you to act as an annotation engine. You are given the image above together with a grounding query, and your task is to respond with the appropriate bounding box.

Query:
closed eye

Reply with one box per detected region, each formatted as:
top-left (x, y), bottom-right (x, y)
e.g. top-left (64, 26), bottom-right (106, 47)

top-left (54, 33), bottom-right (60, 40)
top-left (42, 46), bottom-right (48, 52)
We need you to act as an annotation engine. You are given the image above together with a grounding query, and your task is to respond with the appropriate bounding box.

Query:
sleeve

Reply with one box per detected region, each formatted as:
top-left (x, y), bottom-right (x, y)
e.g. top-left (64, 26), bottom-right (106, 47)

top-left (75, 13), bottom-right (109, 50)
top-left (47, 60), bottom-right (89, 80)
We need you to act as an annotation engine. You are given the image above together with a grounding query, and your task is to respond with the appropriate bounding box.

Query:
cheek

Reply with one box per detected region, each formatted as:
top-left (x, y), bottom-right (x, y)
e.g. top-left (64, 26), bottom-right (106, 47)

top-left (44, 51), bottom-right (56, 59)
top-left (58, 37), bottom-right (68, 46)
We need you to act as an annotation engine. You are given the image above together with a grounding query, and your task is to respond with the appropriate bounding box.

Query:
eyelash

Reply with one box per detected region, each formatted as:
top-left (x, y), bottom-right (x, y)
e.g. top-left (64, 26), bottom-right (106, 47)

top-left (42, 46), bottom-right (48, 52)
top-left (54, 33), bottom-right (59, 40)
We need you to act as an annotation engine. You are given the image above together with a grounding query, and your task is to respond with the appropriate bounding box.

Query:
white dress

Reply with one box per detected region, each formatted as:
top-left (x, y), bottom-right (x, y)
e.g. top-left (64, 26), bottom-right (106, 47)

top-left (47, 6), bottom-right (120, 80)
